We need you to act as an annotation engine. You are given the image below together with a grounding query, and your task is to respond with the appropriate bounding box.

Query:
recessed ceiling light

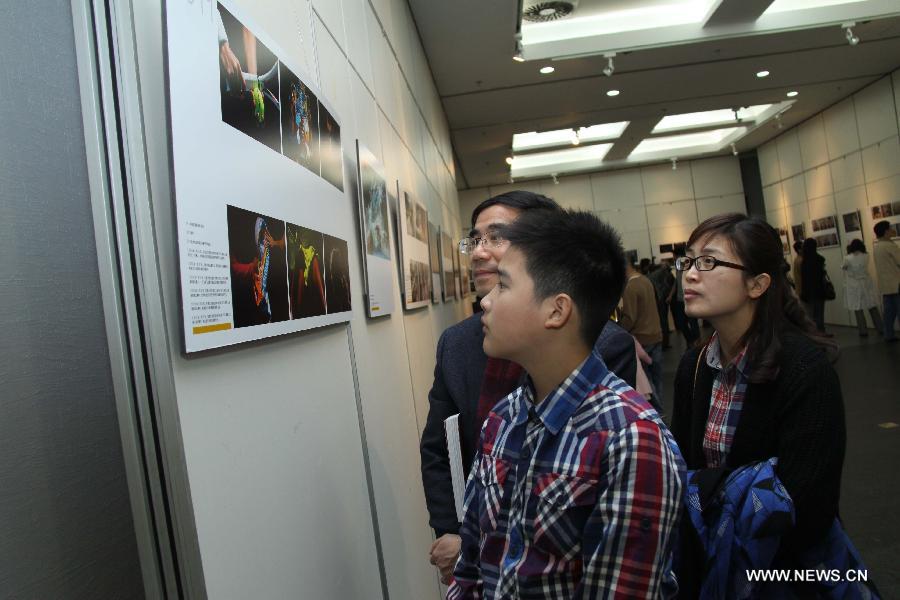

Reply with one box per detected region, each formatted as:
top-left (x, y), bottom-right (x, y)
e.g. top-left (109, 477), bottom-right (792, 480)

top-left (756, 70), bottom-right (770, 78)
top-left (505, 156), bottom-right (513, 165)
top-left (607, 89), bottom-right (620, 97)
top-left (539, 7), bottom-right (558, 17)
top-left (512, 54), bottom-right (525, 63)
top-left (786, 90), bottom-right (799, 97)
top-left (540, 65), bottom-right (555, 74)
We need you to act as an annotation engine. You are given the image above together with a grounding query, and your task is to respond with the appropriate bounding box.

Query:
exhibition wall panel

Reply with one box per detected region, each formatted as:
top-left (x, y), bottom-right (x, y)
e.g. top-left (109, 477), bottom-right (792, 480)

top-left (759, 69), bottom-right (900, 328)
top-left (119, 0), bottom-right (464, 598)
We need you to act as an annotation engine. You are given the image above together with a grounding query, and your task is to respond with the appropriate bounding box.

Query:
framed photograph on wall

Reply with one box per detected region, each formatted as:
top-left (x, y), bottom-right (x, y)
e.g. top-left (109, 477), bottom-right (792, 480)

top-left (440, 228), bottom-right (457, 302)
top-left (811, 215), bottom-right (840, 249)
top-left (776, 227), bottom-right (790, 254)
top-left (399, 191), bottom-right (431, 310)
top-left (166, 0), bottom-right (352, 352)
top-left (791, 223), bottom-right (806, 244)
top-left (841, 210), bottom-right (863, 245)
top-left (870, 202), bottom-right (900, 239)
top-left (355, 141), bottom-right (395, 318)
top-left (428, 221), bottom-right (442, 304)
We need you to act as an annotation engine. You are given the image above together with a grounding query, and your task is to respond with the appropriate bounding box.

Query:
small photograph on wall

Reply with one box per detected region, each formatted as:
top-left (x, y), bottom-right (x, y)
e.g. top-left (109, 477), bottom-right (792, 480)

top-left (286, 223), bottom-right (326, 319)
top-left (776, 228), bottom-right (790, 254)
top-left (319, 104), bottom-right (343, 191)
top-left (441, 229), bottom-right (457, 302)
top-left (871, 203), bottom-right (893, 219)
top-left (814, 232), bottom-right (840, 249)
top-left (428, 222), bottom-right (442, 304)
top-left (355, 141), bottom-right (394, 318)
top-left (459, 250), bottom-right (471, 299)
top-left (625, 249), bottom-right (638, 267)
top-left (323, 234), bottom-right (352, 314)
top-left (811, 215), bottom-right (837, 233)
top-left (658, 243), bottom-right (673, 256)
top-left (791, 223), bottom-right (806, 244)
top-left (280, 67), bottom-right (319, 173)
top-left (841, 210), bottom-right (863, 245)
top-left (227, 205), bottom-right (289, 327)
top-left (218, 4), bottom-right (282, 154)
top-left (842, 211), bottom-right (861, 233)
top-left (399, 192), bottom-right (431, 310)
top-left (407, 260), bottom-right (431, 304)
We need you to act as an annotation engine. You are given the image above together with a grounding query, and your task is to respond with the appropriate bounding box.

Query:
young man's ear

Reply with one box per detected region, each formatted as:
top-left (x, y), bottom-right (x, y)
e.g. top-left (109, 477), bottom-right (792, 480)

top-left (543, 293), bottom-right (574, 331)
top-left (747, 273), bottom-right (772, 299)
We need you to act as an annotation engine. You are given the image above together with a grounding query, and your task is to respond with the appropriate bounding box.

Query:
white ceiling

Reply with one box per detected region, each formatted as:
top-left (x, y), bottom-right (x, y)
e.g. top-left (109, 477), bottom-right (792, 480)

top-left (406, 0), bottom-right (900, 189)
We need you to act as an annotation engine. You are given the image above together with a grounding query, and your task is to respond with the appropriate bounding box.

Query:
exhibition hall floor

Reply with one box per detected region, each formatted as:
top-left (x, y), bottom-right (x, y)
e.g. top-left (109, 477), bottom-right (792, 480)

top-left (659, 324), bottom-right (900, 597)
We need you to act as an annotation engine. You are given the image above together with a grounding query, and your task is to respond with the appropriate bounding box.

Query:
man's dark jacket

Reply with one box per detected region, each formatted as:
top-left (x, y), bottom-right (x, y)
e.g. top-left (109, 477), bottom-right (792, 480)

top-left (419, 313), bottom-right (638, 536)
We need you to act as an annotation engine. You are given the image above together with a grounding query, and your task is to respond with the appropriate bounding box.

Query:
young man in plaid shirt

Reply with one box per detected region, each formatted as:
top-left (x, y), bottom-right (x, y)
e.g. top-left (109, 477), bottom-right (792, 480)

top-left (447, 209), bottom-right (685, 599)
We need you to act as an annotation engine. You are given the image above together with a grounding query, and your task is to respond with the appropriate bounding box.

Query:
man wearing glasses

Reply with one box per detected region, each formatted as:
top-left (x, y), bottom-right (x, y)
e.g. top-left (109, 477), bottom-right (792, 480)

top-left (420, 191), bottom-right (638, 583)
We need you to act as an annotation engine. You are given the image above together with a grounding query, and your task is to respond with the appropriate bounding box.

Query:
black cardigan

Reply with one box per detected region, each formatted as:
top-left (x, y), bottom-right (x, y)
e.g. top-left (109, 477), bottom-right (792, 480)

top-left (671, 331), bottom-right (845, 571)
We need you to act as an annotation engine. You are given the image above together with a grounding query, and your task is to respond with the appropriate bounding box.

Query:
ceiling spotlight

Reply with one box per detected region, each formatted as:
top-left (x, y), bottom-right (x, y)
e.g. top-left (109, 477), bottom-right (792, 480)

top-left (786, 90), bottom-right (799, 98)
top-left (572, 130), bottom-right (581, 146)
top-left (602, 53), bottom-right (616, 77)
top-left (607, 89), bottom-right (620, 97)
top-left (731, 143), bottom-right (738, 156)
top-left (671, 157), bottom-right (678, 171)
top-left (551, 173), bottom-right (559, 185)
top-left (505, 156), bottom-right (513, 165)
top-left (540, 65), bottom-right (555, 74)
top-left (843, 22), bottom-right (859, 46)
top-left (756, 70), bottom-right (770, 78)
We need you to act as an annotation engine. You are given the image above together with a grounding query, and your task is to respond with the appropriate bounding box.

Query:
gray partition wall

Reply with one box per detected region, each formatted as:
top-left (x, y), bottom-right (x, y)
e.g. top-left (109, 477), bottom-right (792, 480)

top-left (0, 2), bottom-right (146, 598)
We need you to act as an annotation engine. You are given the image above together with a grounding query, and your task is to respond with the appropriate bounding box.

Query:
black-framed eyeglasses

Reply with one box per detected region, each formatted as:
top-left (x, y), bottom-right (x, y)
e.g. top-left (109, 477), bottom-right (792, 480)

top-left (458, 231), bottom-right (506, 255)
top-left (675, 255), bottom-right (747, 272)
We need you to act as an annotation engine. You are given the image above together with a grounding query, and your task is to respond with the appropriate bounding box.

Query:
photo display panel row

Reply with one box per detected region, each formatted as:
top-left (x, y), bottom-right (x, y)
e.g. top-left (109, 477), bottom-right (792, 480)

top-left (167, 0), bottom-right (351, 352)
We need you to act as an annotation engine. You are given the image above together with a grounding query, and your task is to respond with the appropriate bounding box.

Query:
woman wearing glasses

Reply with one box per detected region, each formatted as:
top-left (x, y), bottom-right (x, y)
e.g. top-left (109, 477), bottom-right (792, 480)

top-left (669, 213), bottom-right (848, 597)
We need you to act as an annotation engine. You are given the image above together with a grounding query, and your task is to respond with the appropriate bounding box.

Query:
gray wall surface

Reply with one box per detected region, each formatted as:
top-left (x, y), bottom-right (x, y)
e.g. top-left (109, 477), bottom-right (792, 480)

top-left (0, 2), bottom-right (145, 598)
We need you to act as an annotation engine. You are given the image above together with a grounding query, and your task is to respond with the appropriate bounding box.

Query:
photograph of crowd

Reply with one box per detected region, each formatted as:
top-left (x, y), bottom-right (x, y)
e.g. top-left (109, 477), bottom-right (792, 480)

top-left (814, 232), bottom-right (840, 248)
top-left (441, 231), bottom-right (456, 301)
top-left (227, 205), bottom-right (289, 327)
top-left (407, 260), bottom-right (431, 304)
top-left (811, 215), bottom-right (838, 233)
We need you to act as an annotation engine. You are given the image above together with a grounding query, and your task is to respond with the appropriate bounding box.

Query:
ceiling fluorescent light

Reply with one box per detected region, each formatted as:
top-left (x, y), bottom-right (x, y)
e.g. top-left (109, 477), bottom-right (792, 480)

top-left (756, 70), bottom-right (770, 78)
top-left (630, 127), bottom-right (747, 159)
top-left (512, 122), bottom-right (628, 152)
top-left (653, 105), bottom-right (770, 134)
top-left (510, 143), bottom-right (614, 178)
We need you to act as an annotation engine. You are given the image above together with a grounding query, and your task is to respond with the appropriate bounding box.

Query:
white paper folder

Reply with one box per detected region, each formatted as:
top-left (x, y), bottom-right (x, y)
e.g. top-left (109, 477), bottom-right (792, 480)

top-left (444, 414), bottom-right (465, 522)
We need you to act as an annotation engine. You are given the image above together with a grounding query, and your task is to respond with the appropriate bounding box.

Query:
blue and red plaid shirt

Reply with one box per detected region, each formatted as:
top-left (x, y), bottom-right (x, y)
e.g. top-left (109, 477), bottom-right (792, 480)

top-left (447, 349), bottom-right (685, 599)
top-left (702, 333), bottom-right (750, 468)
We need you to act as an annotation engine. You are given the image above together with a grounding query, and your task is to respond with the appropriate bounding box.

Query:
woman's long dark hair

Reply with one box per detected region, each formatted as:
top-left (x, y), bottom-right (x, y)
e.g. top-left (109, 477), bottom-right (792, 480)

top-left (687, 214), bottom-right (837, 382)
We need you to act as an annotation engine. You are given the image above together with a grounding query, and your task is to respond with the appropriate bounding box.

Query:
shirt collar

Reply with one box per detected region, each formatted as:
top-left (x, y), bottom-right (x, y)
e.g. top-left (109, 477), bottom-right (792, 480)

top-left (512, 349), bottom-right (609, 435)
top-left (705, 332), bottom-right (749, 376)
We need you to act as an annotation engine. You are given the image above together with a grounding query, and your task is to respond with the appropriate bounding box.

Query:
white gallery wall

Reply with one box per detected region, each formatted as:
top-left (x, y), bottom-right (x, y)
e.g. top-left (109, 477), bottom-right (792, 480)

top-left (125, 0), bottom-right (467, 598)
top-left (759, 70), bottom-right (900, 326)
top-left (458, 155), bottom-right (746, 260)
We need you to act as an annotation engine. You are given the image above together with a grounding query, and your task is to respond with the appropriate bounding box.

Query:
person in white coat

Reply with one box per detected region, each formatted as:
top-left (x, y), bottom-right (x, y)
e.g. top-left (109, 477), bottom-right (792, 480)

top-left (841, 238), bottom-right (883, 336)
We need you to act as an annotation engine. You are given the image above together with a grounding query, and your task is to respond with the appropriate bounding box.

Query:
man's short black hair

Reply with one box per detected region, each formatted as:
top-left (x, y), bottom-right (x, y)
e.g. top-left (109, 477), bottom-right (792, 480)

top-left (501, 209), bottom-right (626, 347)
top-left (874, 220), bottom-right (891, 238)
top-left (793, 240), bottom-right (803, 254)
top-left (471, 190), bottom-right (560, 228)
